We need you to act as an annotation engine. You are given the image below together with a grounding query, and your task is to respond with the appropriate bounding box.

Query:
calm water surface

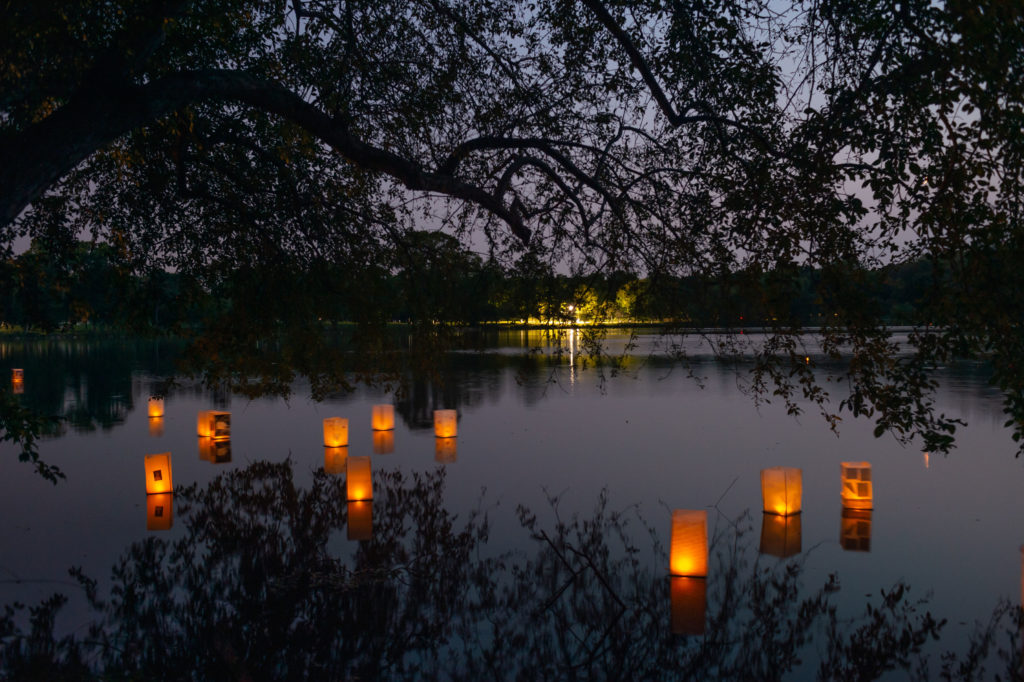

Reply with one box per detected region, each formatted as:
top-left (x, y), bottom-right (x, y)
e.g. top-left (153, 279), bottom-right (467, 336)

top-left (0, 331), bottom-right (1021, 678)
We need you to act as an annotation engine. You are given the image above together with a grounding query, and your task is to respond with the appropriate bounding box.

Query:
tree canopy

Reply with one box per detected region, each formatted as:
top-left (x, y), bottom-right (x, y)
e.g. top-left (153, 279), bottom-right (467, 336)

top-left (3, 0), bottom-right (1024, 453)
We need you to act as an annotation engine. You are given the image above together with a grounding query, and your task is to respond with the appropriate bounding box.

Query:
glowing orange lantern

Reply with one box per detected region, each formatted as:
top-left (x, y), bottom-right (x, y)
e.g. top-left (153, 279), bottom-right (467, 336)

top-left (347, 500), bottom-right (372, 541)
top-left (435, 437), bottom-right (457, 463)
top-left (760, 513), bottom-right (802, 558)
top-left (147, 493), bottom-right (173, 531)
top-left (670, 576), bottom-right (706, 635)
top-left (670, 509), bottom-right (707, 577)
top-left (144, 453), bottom-right (173, 494)
top-left (840, 508), bottom-right (872, 551)
top-left (197, 410), bottom-right (231, 439)
top-left (149, 417), bottom-right (165, 437)
top-left (346, 456), bottom-right (372, 501)
top-left (371, 404), bottom-right (394, 431)
top-left (373, 430), bottom-right (394, 454)
top-left (434, 409), bottom-right (457, 438)
top-left (147, 396), bottom-right (165, 418)
top-left (760, 467), bottom-right (802, 516)
top-left (11, 369), bottom-right (23, 383)
top-left (324, 446), bottom-right (347, 474)
top-left (323, 417), bottom-right (349, 447)
top-left (840, 461), bottom-right (873, 509)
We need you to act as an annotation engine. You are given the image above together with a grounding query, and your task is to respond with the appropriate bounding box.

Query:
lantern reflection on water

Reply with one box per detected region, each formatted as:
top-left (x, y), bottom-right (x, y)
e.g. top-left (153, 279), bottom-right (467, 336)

top-left (435, 437), bottom-right (457, 463)
top-left (346, 456), bottom-right (372, 501)
top-left (760, 513), bottom-right (802, 558)
top-left (149, 417), bottom-right (165, 437)
top-left (840, 508), bottom-right (872, 551)
top-left (670, 509), bottom-right (707, 577)
top-left (324, 446), bottom-right (347, 474)
top-left (434, 410), bottom-right (458, 438)
top-left (197, 410), bottom-right (231, 439)
top-left (373, 430), bottom-right (394, 455)
top-left (347, 501), bottom-right (372, 540)
top-left (147, 493), bottom-right (173, 531)
top-left (198, 438), bottom-right (231, 463)
top-left (760, 467), bottom-right (802, 516)
top-left (144, 453), bottom-right (173, 494)
top-left (372, 404), bottom-right (394, 431)
top-left (147, 396), bottom-right (165, 418)
top-left (670, 576), bottom-right (706, 635)
top-left (840, 461), bottom-right (873, 509)
top-left (323, 417), bottom-right (349, 448)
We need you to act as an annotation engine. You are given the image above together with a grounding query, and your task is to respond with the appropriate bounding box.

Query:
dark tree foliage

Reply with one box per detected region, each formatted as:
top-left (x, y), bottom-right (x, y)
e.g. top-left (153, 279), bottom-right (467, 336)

top-left (2, 0), bottom-right (1023, 452)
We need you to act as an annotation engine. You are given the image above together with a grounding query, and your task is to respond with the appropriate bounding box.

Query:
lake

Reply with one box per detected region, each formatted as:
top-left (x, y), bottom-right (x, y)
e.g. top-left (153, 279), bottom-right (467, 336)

top-left (1, 331), bottom-right (1021, 679)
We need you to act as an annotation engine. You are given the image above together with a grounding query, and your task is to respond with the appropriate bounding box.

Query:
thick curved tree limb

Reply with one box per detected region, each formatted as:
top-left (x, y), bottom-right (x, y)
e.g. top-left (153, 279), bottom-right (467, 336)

top-left (0, 69), bottom-right (531, 244)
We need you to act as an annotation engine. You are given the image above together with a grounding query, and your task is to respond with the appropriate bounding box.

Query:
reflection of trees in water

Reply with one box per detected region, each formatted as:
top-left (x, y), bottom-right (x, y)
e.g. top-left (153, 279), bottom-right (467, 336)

top-left (2, 338), bottom-right (183, 432)
top-left (1, 462), bottom-right (1019, 680)
top-left (6, 334), bottom-right (1006, 438)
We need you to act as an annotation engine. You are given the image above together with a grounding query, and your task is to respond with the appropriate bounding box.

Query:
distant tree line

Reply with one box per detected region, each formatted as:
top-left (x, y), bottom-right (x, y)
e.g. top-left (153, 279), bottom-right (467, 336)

top-left (1, 235), bottom-right (939, 333)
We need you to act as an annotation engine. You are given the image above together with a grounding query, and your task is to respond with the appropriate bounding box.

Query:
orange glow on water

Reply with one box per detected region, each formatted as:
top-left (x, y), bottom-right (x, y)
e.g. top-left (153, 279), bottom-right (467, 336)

top-left (373, 430), bottom-right (394, 454)
top-left (347, 501), bottom-right (372, 541)
top-left (146, 493), bottom-right (173, 531)
top-left (670, 576), bottom-right (706, 635)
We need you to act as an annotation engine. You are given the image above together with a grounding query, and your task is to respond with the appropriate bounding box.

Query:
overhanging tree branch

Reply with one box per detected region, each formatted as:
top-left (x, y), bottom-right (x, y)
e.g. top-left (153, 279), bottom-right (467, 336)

top-left (0, 69), bottom-right (531, 244)
top-left (579, 0), bottom-right (786, 158)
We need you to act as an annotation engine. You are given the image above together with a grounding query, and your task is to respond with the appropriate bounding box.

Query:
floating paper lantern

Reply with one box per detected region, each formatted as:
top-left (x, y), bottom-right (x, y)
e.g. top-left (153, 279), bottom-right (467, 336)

top-left (840, 461), bottom-right (873, 509)
top-left (372, 429), bottom-right (394, 455)
top-left (198, 438), bottom-right (231, 464)
top-left (670, 576), bottom-right (706, 635)
top-left (840, 508), bottom-right (872, 552)
top-left (371, 404), bottom-right (394, 431)
top-left (759, 513), bottom-right (802, 558)
top-left (347, 500), bottom-right (372, 541)
top-left (197, 410), bottom-right (231, 439)
top-left (324, 446), bottom-right (347, 474)
top-left (323, 417), bottom-right (349, 447)
top-left (760, 467), bottom-right (802, 516)
top-left (434, 409), bottom-right (457, 438)
top-left (147, 396), bottom-right (165, 418)
top-left (149, 417), bottom-right (165, 437)
top-left (670, 509), bottom-right (708, 577)
top-left (346, 456), bottom-right (372, 501)
top-left (435, 436), bottom-right (457, 463)
top-left (11, 369), bottom-right (23, 383)
top-left (144, 453), bottom-right (173, 494)
top-left (147, 493), bottom-right (173, 531)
